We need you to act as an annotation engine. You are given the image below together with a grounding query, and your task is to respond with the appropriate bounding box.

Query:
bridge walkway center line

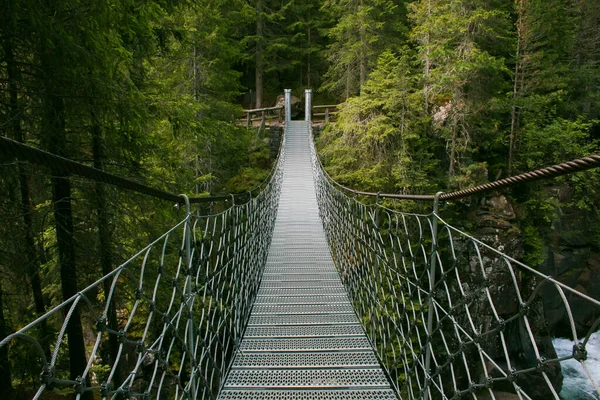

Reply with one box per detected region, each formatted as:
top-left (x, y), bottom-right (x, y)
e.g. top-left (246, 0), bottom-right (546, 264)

top-left (217, 121), bottom-right (397, 400)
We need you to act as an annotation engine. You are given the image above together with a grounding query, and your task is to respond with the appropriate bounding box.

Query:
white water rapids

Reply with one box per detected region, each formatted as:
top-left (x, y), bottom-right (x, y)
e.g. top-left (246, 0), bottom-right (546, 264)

top-left (553, 331), bottom-right (600, 399)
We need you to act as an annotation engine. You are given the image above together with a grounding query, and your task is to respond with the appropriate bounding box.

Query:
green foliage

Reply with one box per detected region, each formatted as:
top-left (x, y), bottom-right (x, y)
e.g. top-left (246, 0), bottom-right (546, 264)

top-left (516, 117), bottom-right (600, 241)
top-left (412, 0), bottom-right (511, 177)
top-left (0, 0), bottom-right (275, 393)
top-left (224, 134), bottom-right (271, 192)
top-left (522, 220), bottom-right (548, 266)
top-left (321, 0), bottom-right (408, 99)
top-left (450, 162), bottom-right (489, 190)
top-left (316, 0), bottom-right (600, 282)
top-left (319, 49), bottom-right (436, 194)
top-left (519, 118), bottom-right (597, 170)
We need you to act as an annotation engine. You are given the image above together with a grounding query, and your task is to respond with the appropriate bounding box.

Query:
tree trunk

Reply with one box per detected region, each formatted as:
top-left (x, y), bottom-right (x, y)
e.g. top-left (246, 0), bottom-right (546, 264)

top-left (43, 86), bottom-right (92, 399)
top-left (423, 0), bottom-right (431, 112)
top-left (449, 112), bottom-right (458, 177)
top-left (573, 0), bottom-right (598, 116)
top-left (255, 0), bottom-right (265, 109)
top-left (358, 0), bottom-right (367, 92)
top-left (509, 0), bottom-right (525, 175)
top-left (4, 34), bottom-right (50, 356)
top-left (345, 62), bottom-right (352, 101)
top-left (91, 115), bottom-right (121, 389)
top-left (0, 282), bottom-right (13, 399)
top-left (193, 45), bottom-right (199, 103)
top-left (51, 171), bottom-right (90, 394)
top-left (307, 15), bottom-right (311, 88)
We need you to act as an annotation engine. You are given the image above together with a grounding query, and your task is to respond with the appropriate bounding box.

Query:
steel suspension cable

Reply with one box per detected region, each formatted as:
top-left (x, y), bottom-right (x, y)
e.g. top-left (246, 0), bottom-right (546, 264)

top-left (313, 134), bottom-right (600, 200)
top-left (0, 135), bottom-right (282, 204)
top-left (0, 130), bottom-right (286, 399)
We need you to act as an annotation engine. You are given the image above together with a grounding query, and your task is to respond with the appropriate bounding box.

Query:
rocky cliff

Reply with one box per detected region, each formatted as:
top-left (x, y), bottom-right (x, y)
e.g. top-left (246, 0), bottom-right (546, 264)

top-left (533, 185), bottom-right (600, 338)
top-left (451, 193), bottom-right (563, 397)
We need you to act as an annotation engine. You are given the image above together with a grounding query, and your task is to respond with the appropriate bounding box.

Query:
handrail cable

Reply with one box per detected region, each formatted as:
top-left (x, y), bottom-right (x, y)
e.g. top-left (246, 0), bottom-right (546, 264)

top-left (0, 129), bottom-right (286, 399)
top-left (0, 135), bottom-right (282, 204)
top-left (243, 105), bottom-right (283, 114)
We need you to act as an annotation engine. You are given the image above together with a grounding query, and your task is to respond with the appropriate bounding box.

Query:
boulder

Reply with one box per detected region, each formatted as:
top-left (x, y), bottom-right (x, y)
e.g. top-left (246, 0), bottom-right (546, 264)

top-left (274, 94), bottom-right (302, 118)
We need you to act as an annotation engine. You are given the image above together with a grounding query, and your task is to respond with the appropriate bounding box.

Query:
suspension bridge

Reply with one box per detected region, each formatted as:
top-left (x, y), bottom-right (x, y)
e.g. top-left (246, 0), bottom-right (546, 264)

top-left (1, 90), bottom-right (600, 400)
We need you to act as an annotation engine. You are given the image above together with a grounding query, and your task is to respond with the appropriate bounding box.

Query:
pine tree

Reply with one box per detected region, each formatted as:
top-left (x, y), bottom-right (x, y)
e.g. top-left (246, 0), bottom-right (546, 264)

top-left (244, 0), bottom-right (299, 107)
top-left (281, 0), bottom-right (331, 90)
top-left (0, 0), bottom-right (50, 360)
top-left (410, 0), bottom-right (509, 178)
top-left (321, 0), bottom-right (407, 100)
top-left (508, 0), bottom-right (591, 171)
top-left (320, 49), bottom-right (433, 193)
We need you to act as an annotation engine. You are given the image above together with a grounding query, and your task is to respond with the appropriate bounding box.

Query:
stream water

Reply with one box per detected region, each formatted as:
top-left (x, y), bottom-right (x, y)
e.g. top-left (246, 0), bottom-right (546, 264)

top-left (553, 330), bottom-right (600, 399)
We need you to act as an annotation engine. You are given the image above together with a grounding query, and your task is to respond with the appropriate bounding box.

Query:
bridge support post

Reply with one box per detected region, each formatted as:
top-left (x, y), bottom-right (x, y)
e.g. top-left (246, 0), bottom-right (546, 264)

top-left (305, 89), bottom-right (312, 123)
top-left (284, 89), bottom-right (291, 122)
top-left (423, 192), bottom-right (443, 400)
top-left (179, 194), bottom-right (197, 400)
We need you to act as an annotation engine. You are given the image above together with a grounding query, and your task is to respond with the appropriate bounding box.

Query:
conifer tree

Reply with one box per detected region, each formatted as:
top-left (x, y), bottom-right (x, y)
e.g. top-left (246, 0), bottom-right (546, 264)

top-left (411, 0), bottom-right (509, 178)
top-left (320, 49), bottom-right (433, 193)
top-left (322, 0), bottom-right (407, 100)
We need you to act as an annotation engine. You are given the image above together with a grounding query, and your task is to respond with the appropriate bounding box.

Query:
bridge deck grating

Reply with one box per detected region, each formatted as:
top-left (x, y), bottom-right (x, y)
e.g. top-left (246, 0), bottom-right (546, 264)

top-left (239, 337), bottom-right (374, 352)
top-left (247, 314), bottom-right (358, 326)
top-left (231, 352), bottom-right (380, 369)
top-left (218, 390), bottom-right (398, 400)
top-left (218, 121), bottom-right (395, 399)
top-left (256, 288), bottom-right (349, 297)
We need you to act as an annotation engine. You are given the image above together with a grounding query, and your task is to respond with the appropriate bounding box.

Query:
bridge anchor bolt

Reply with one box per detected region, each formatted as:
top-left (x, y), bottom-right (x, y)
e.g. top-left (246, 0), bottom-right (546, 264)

top-left (74, 375), bottom-right (87, 394)
top-left (573, 343), bottom-right (587, 361)
top-left (40, 365), bottom-right (55, 388)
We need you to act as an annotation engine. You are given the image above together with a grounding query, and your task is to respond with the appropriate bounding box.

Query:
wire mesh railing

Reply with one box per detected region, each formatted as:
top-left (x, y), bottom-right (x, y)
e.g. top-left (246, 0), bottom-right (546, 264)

top-left (310, 126), bottom-right (600, 400)
top-left (0, 138), bottom-right (284, 400)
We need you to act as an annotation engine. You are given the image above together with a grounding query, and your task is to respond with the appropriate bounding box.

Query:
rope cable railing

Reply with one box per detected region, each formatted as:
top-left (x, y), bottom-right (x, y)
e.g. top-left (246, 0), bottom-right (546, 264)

top-left (309, 123), bottom-right (600, 400)
top-left (0, 135), bottom-right (282, 205)
top-left (0, 129), bottom-right (286, 399)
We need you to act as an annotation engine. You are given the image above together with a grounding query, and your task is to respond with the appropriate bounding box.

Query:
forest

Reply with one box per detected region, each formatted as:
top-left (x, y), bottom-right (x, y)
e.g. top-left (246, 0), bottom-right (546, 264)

top-left (1, 0), bottom-right (599, 398)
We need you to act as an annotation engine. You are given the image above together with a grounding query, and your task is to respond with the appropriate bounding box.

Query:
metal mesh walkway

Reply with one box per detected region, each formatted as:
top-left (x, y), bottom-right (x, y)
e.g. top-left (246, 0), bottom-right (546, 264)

top-left (218, 121), bottom-right (396, 399)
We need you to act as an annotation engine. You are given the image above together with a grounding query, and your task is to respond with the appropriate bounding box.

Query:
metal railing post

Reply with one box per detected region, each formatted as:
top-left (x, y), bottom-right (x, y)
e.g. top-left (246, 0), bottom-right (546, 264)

top-left (180, 194), bottom-right (196, 399)
top-left (284, 89), bottom-right (292, 122)
top-left (423, 191), bottom-right (443, 400)
top-left (305, 89), bottom-right (312, 122)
